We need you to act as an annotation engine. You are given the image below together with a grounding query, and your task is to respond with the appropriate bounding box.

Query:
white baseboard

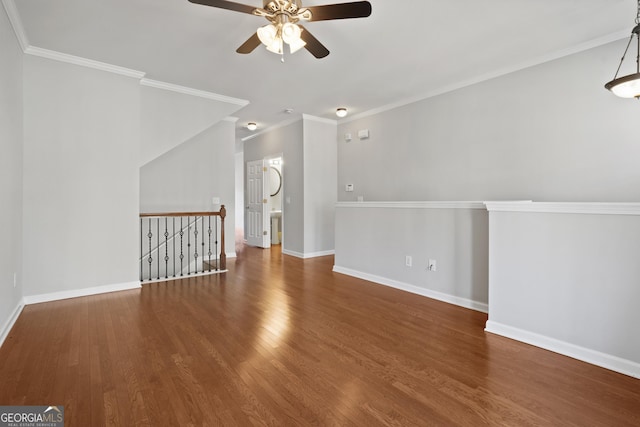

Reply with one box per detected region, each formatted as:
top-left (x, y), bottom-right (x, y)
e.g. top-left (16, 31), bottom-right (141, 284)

top-left (23, 281), bottom-right (142, 305)
top-left (485, 320), bottom-right (640, 379)
top-left (0, 300), bottom-right (25, 349)
top-left (332, 265), bottom-right (488, 313)
top-left (283, 249), bottom-right (335, 259)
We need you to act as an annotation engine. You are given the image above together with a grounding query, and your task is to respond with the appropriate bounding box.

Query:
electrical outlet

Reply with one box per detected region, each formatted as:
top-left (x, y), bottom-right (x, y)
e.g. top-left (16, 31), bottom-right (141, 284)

top-left (428, 259), bottom-right (437, 271)
top-left (405, 256), bottom-right (412, 267)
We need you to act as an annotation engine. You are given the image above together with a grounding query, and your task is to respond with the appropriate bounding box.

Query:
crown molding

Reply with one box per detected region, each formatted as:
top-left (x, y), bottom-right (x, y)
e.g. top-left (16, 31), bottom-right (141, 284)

top-left (25, 46), bottom-right (146, 78)
top-left (302, 114), bottom-right (337, 125)
top-left (140, 78), bottom-right (249, 106)
top-left (2, 0), bottom-right (29, 51)
top-left (341, 29), bottom-right (632, 124)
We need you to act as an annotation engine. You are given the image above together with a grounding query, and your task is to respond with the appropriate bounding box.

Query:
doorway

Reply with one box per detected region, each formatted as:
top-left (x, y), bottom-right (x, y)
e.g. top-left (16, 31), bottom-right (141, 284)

top-left (244, 155), bottom-right (284, 249)
top-left (268, 157), bottom-right (283, 248)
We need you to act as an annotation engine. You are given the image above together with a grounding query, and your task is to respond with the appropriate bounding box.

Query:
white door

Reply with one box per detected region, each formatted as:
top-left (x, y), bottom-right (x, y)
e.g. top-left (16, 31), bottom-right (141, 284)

top-left (246, 159), bottom-right (270, 248)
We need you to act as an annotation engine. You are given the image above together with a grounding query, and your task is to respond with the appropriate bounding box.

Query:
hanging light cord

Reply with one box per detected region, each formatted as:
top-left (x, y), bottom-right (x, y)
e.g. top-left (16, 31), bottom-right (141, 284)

top-left (611, 1), bottom-right (640, 80)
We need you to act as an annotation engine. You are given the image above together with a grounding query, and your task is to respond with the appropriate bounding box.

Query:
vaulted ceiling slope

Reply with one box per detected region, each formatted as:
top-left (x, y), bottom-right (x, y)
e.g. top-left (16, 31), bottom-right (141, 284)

top-left (6, 0), bottom-right (634, 138)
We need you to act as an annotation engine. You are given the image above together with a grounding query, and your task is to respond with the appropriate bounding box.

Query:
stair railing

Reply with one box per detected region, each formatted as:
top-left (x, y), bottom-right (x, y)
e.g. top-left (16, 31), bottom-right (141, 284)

top-left (139, 205), bottom-right (226, 282)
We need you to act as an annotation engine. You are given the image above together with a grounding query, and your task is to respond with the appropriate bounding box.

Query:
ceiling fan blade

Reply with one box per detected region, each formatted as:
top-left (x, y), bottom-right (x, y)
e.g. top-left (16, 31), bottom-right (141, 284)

top-left (236, 32), bottom-right (261, 54)
top-left (187, 0), bottom-right (257, 15)
top-left (299, 26), bottom-right (330, 58)
top-left (304, 1), bottom-right (371, 21)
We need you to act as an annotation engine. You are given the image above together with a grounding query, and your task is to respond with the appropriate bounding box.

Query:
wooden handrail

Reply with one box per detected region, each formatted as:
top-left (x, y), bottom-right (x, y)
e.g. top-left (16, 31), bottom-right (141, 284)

top-left (139, 205), bottom-right (226, 271)
top-left (140, 208), bottom-right (225, 218)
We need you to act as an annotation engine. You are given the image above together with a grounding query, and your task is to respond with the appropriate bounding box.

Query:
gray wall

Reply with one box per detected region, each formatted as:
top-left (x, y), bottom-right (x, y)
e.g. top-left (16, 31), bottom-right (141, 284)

top-left (334, 203), bottom-right (489, 312)
top-left (0, 6), bottom-right (24, 341)
top-left (244, 120), bottom-right (305, 255)
top-left (337, 40), bottom-right (640, 203)
top-left (243, 116), bottom-right (338, 257)
top-left (302, 117), bottom-right (337, 255)
top-left (486, 205), bottom-right (640, 377)
top-left (22, 55), bottom-right (140, 296)
top-left (140, 119), bottom-right (236, 256)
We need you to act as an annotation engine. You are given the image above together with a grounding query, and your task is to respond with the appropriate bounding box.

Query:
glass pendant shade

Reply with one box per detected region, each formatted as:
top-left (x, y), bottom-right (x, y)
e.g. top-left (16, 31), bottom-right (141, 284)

top-left (266, 38), bottom-right (283, 54)
top-left (605, 73), bottom-right (640, 98)
top-left (605, 19), bottom-right (640, 99)
top-left (257, 24), bottom-right (277, 46)
top-left (258, 22), bottom-right (305, 56)
top-left (281, 23), bottom-right (301, 44)
top-left (288, 36), bottom-right (306, 54)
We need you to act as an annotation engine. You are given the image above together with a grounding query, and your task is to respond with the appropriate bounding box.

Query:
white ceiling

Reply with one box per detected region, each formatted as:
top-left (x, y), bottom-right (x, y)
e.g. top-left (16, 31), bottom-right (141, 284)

top-left (8, 0), bottom-right (636, 139)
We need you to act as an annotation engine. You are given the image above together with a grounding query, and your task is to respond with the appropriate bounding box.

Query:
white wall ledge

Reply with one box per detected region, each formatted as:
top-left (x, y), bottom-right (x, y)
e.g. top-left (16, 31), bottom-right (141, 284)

top-left (336, 201), bottom-right (488, 210)
top-left (484, 201), bottom-right (640, 216)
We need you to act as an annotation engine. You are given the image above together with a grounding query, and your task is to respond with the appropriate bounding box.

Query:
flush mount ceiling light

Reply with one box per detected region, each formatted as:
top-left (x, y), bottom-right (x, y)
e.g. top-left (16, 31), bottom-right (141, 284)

top-left (336, 107), bottom-right (348, 118)
top-left (605, 0), bottom-right (640, 98)
top-left (247, 122), bottom-right (257, 131)
top-left (188, 0), bottom-right (371, 59)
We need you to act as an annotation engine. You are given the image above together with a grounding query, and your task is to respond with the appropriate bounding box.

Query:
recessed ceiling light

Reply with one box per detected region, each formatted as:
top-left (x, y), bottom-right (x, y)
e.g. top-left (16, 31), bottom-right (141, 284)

top-left (247, 122), bottom-right (257, 131)
top-left (336, 107), bottom-right (348, 118)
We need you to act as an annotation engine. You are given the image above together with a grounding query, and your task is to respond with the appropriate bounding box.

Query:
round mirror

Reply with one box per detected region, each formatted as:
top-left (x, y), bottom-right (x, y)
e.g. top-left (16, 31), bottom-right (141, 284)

top-left (270, 166), bottom-right (282, 196)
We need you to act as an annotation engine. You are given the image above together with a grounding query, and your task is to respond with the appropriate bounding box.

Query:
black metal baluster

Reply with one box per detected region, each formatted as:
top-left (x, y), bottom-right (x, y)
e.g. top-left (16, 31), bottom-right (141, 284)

top-left (187, 216), bottom-right (191, 275)
top-left (140, 218), bottom-right (143, 281)
top-left (147, 218), bottom-right (153, 281)
top-left (215, 216), bottom-right (219, 271)
top-left (208, 216), bottom-right (212, 272)
top-left (194, 217), bottom-right (199, 273)
top-left (157, 218), bottom-right (160, 280)
top-left (179, 217), bottom-right (184, 276)
top-left (201, 217), bottom-right (206, 273)
top-left (172, 217), bottom-right (176, 278)
top-left (164, 218), bottom-right (169, 279)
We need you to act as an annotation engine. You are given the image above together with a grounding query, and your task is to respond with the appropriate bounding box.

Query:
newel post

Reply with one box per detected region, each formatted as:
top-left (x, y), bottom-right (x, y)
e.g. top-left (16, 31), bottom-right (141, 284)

top-left (219, 205), bottom-right (226, 270)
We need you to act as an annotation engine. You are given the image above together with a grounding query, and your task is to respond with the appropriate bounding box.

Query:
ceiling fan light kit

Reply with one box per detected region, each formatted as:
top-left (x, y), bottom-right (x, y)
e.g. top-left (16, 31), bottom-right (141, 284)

top-left (188, 0), bottom-right (372, 59)
top-left (605, 0), bottom-right (640, 99)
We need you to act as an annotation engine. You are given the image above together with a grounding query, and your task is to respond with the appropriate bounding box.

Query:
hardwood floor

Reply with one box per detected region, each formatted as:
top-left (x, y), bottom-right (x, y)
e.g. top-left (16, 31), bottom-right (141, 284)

top-left (1, 244), bottom-right (639, 426)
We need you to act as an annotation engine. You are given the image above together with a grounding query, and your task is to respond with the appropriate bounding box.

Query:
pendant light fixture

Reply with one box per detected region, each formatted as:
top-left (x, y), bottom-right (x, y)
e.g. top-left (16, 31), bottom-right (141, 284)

top-left (605, 0), bottom-right (640, 98)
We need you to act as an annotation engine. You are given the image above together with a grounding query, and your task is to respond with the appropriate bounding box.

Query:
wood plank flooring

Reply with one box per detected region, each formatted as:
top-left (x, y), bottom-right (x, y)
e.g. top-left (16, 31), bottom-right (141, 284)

top-left (1, 244), bottom-right (639, 426)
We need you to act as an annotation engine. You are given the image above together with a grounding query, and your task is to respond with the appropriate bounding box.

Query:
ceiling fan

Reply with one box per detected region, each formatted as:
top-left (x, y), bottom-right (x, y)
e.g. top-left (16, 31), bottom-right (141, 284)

top-left (187, 0), bottom-right (372, 59)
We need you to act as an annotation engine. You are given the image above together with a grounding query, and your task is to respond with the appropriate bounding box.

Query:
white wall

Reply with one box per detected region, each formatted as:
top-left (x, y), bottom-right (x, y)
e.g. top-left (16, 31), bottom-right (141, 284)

top-left (485, 203), bottom-right (640, 378)
top-left (303, 116), bottom-right (337, 255)
top-left (140, 84), bottom-right (244, 167)
top-left (139, 119), bottom-right (237, 256)
top-left (337, 40), bottom-right (640, 202)
top-left (22, 55), bottom-right (140, 297)
top-left (0, 5), bottom-right (24, 343)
